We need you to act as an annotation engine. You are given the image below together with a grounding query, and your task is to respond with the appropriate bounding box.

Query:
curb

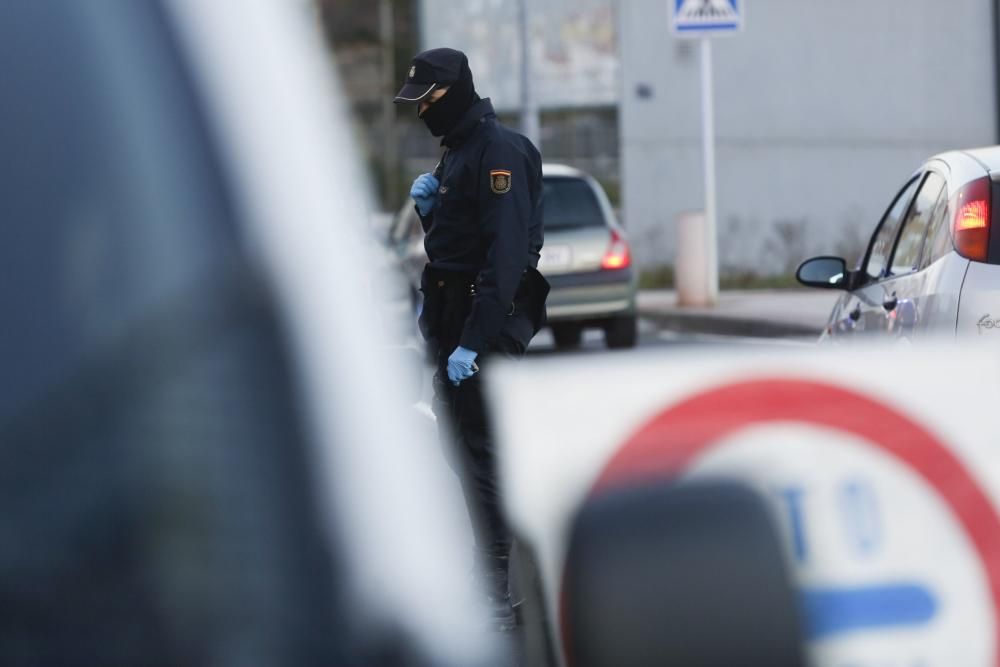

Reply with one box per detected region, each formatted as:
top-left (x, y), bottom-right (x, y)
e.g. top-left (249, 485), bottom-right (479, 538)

top-left (638, 308), bottom-right (823, 339)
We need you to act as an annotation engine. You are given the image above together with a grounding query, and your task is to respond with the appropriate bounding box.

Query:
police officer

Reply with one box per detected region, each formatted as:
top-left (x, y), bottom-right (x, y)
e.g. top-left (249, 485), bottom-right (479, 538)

top-left (394, 47), bottom-right (547, 631)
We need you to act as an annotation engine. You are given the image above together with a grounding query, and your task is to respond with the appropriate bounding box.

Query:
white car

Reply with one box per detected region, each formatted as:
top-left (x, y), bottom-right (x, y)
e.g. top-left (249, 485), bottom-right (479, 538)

top-left (539, 164), bottom-right (639, 350)
top-left (798, 146), bottom-right (1000, 342)
top-left (0, 2), bottom-right (495, 665)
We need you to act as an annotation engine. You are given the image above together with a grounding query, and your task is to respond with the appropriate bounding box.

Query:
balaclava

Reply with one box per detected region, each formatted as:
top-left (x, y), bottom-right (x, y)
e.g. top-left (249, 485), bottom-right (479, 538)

top-left (419, 57), bottom-right (478, 138)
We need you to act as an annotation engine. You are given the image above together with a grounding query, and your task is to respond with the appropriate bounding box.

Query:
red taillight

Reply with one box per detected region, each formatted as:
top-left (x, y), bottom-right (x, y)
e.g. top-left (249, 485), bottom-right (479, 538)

top-left (601, 229), bottom-right (631, 270)
top-left (957, 200), bottom-right (988, 230)
top-left (952, 176), bottom-right (991, 262)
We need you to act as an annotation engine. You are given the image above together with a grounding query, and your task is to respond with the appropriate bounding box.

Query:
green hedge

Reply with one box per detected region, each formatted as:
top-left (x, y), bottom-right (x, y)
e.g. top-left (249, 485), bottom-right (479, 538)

top-left (639, 265), bottom-right (801, 290)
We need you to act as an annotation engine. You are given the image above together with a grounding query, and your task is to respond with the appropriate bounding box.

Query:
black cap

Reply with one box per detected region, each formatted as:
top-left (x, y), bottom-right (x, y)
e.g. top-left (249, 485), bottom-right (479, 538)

top-left (394, 48), bottom-right (468, 104)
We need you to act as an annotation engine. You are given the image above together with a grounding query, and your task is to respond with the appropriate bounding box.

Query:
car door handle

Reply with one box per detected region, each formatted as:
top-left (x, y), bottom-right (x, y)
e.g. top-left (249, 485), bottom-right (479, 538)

top-left (882, 296), bottom-right (898, 312)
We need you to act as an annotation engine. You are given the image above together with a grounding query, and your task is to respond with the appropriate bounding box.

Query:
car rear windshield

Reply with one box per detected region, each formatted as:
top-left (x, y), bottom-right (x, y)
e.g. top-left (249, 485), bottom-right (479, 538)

top-left (543, 177), bottom-right (605, 230)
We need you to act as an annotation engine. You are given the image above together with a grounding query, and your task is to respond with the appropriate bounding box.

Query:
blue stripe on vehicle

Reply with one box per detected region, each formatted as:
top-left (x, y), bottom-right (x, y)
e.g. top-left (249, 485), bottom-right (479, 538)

top-left (800, 583), bottom-right (938, 640)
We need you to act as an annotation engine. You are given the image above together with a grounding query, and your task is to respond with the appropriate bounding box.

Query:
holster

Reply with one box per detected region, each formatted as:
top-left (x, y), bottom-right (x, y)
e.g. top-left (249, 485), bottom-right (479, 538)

top-left (513, 266), bottom-right (550, 336)
top-left (419, 267), bottom-right (476, 354)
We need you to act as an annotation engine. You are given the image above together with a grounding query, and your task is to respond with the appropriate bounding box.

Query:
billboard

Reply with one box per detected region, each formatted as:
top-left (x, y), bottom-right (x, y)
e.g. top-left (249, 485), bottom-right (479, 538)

top-left (419, 0), bottom-right (618, 111)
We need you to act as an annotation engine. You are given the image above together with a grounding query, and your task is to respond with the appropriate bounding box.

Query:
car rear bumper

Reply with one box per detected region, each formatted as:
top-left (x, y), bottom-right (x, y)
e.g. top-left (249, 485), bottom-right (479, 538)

top-left (544, 268), bottom-right (637, 321)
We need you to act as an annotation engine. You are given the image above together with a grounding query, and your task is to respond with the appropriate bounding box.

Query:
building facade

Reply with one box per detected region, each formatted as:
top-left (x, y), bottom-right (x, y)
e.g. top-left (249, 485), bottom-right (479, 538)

top-left (620, 0), bottom-right (998, 272)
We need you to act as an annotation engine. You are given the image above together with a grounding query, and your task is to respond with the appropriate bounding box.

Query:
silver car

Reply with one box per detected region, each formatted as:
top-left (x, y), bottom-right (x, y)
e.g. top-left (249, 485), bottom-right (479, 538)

top-left (539, 164), bottom-right (639, 349)
top-left (388, 163), bottom-right (639, 350)
top-left (797, 146), bottom-right (1000, 342)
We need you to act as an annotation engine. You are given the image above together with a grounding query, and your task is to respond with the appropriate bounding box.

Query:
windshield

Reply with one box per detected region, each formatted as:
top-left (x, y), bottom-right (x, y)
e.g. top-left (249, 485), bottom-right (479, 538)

top-left (543, 177), bottom-right (606, 230)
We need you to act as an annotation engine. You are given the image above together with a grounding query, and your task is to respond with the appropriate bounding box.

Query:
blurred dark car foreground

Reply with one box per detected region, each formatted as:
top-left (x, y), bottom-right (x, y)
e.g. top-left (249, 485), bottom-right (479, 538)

top-left (0, 2), bottom-right (494, 665)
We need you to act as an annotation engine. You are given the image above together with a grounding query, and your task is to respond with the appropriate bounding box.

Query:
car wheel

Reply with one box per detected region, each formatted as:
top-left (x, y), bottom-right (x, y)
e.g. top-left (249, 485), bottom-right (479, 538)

top-left (552, 324), bottom-right (582, 350)
top-left (604, 316), bottom-right (637, 349)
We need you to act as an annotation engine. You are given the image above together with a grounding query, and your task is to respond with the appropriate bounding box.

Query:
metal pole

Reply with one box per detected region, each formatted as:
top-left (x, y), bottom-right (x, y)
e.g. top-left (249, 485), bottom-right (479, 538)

top-left (700, 37), bottom-right (719, 305)
top-left (518, 0), bottom-right (541, 147)
top-left (379, 0), bottom-right (398, 208)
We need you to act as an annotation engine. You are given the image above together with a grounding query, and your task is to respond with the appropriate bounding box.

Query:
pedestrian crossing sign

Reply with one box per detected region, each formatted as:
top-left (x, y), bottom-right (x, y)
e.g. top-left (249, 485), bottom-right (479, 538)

top-left (672, 0), bottom-right (743, 36)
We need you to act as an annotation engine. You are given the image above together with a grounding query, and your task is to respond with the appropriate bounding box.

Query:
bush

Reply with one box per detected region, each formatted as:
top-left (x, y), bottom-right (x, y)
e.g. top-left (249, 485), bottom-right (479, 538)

top-left (639, 265), bottom-right (801, 291)
top-left (638, 265), bottom-right (675, 289)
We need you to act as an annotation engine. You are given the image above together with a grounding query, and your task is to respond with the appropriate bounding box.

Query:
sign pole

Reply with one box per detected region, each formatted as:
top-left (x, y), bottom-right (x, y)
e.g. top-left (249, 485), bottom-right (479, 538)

top-left (518, 0), bottom-right (541, 147)
top-left (672, 1), bottom-right (741, 307)
top-left (699, 36), bottom-right (719, 305)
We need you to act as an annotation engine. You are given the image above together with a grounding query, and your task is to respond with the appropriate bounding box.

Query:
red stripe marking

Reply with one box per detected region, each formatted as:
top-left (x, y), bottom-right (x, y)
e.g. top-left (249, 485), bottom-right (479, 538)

top-left (563, 379), bottom-right (1000, 665)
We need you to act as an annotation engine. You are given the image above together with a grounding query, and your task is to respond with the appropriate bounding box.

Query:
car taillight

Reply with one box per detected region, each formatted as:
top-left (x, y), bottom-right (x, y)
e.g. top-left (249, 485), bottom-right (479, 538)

top-left (952, 176), bottom-right (991, 262)
top-left (601, 229), bottom-right (631, 270)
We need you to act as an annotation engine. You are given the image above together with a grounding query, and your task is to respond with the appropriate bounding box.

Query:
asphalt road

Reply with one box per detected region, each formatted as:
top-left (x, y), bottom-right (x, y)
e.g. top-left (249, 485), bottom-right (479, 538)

top-left (414, 317), bottom-right (815, 414)
top-left (526, 318), bottom-right (816, 357)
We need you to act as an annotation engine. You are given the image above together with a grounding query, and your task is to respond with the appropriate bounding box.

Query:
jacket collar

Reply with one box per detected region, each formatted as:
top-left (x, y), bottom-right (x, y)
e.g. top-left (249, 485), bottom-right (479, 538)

top-left (442, 98), bottom-right (495, 148)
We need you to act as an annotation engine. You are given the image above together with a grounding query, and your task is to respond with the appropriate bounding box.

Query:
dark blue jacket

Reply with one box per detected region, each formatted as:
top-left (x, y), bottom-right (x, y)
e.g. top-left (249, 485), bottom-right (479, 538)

top-left (418, 98), bottom-right (544, 352)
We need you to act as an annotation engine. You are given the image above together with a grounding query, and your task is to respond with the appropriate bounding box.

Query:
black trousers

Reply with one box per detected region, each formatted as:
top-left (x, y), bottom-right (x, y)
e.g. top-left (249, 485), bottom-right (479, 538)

top-left (431, 335), bottom-right (524, 560)
top-left (422, 276), bottom-right (528, 567)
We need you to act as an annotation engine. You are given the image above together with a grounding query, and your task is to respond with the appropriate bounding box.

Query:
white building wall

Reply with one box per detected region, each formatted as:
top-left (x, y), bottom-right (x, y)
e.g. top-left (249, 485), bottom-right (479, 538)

top-left (420, 0), bottom-right (618, 111)
top-left (620, 0), bottom-right (997, 273)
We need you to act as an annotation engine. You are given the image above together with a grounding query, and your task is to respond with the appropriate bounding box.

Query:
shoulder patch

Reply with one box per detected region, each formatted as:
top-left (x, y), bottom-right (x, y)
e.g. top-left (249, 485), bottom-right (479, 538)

top-left (490, 169), bottom-right (512, 194)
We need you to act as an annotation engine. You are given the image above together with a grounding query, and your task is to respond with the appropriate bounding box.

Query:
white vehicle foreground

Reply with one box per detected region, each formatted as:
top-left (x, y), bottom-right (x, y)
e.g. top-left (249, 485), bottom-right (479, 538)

top-left (493, 343), bottom-right (1000, 666)
top-left (2, 1), bottom-right (496, 664)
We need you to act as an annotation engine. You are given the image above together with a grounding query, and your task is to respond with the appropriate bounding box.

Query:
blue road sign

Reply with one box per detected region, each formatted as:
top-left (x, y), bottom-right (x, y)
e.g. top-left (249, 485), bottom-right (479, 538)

top-left (672, 0), bottom-right (743, 35)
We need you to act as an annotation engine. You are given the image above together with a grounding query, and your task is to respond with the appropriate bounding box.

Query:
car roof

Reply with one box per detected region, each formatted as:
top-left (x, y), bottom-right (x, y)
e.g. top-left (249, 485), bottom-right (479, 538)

top-left (542, 163), bottom-right (588, 179)
top-left (940, 146), bottom-right (1000, 174)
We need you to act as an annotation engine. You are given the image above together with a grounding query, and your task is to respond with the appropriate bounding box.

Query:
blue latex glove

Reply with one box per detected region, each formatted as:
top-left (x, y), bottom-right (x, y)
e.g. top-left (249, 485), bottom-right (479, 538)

top-left (410, 173), bottom-right (440, 217)
top-left (447, 346), bottom-right (478, 386)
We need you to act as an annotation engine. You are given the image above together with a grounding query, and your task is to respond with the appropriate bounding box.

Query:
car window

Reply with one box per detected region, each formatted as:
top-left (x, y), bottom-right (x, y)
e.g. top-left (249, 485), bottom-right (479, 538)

top-left (543, 177), bottom-right (606, 230)
top-left (0, 2), bottom-right (241, 422)
top-left (864, 177), bottom-right (920, 280)
top-left (919, 187), bottom-right (954, 268)
top-left (890, 172), bottom-right (946, 275)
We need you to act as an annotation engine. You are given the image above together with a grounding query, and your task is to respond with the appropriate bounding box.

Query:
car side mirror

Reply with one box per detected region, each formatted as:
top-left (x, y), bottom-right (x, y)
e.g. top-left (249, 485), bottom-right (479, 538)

top-left (562, 480), bottom-right (806, 667)
top-left (796, 256), bottom-right (849, 290)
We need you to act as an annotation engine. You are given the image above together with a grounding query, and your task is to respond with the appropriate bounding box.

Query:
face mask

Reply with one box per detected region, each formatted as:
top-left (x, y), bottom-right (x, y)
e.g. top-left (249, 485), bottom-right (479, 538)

top-left (419, 64), bottom-right (475, 137)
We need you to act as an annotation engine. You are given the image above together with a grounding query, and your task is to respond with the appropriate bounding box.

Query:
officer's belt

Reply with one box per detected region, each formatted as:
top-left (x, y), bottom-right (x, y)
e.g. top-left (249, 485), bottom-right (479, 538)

top-left (422, 265), bottom-right (530, 315)
top-left (423, 266), bottom-right (477, 294)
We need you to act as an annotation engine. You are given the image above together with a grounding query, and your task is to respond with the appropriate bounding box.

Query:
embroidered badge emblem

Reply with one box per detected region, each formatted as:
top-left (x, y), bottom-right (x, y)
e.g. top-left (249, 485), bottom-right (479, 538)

top-left (409, 65), bottom-right (416, 78)
top-left (490, 170), bottom-right (512, 194)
